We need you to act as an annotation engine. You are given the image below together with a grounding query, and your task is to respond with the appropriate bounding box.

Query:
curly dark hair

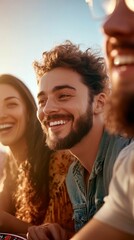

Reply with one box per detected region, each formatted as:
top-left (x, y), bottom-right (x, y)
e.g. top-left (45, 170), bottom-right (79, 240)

top-left (33, 41), bottom-right (109, 99)
top-left (0, 74), bottom-right (52, 225)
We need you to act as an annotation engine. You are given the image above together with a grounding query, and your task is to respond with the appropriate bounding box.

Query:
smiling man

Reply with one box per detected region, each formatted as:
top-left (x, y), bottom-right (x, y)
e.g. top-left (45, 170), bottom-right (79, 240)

top-left (27, 41), bottom-right (132, 240)
top-left (37, 67), bottom-right (95, 153)
top-left (37, 68), bottom-right (91, 151)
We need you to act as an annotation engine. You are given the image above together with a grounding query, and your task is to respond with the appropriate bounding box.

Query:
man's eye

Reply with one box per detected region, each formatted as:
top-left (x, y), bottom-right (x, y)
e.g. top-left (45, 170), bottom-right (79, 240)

top-left (38, 99), bottom-right (46, 106)
top-left (59, 94), bottom-right (71, 100)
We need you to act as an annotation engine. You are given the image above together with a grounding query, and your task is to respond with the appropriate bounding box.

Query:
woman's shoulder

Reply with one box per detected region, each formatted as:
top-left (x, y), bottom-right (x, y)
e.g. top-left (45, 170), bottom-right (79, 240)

top-left (50, 150), bottom-right (76, 174)
top-left (48, 150), bottom-right (76, 193)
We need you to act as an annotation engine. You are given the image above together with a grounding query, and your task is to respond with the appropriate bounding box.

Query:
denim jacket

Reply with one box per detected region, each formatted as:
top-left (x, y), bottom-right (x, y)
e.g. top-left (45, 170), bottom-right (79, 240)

top-left (66, 131), bottom-right (132, 231)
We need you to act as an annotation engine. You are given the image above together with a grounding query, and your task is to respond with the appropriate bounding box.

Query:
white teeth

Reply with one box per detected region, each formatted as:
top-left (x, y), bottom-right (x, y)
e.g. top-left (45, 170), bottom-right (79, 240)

top-left (0, 124), bottom-right (13, 129)
top-left (114, 55), bottom-right (134, 66)
top-left (49, 120), bottom-right (66, 127)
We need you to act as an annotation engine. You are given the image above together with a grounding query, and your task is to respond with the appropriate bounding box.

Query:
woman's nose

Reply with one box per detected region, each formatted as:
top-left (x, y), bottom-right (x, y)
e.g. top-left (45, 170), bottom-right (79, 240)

top-left (0, 107), bottom-right (8, 119)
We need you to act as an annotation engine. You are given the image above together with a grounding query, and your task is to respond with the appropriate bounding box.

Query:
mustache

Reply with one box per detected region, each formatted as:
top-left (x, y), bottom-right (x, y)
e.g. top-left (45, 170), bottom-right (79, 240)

top-left (107, 38), bottom-right (134, 53)
top-left (113, 41), bottom-right (134, 49)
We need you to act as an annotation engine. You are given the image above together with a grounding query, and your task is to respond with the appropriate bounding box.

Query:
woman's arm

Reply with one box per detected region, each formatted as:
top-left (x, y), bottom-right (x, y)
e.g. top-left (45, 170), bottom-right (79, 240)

top-left (0, 210), bottom-right (31, 234)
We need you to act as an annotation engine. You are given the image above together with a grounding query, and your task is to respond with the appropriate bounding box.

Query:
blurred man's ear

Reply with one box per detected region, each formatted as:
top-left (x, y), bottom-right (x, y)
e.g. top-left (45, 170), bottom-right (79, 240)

top-left (93, 93), bottom-right (107, 114)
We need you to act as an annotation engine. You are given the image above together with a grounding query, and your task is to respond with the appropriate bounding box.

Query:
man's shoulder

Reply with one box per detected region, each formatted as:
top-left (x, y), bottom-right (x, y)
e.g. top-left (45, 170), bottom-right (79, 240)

top-left (103, 132), bottom-right (133, 168)
top-left (107, 131), bottom-right (133, 150)
top-left (108, 131), bottom-right (132, 142)
top-left (102, 133), bottom-right (133, 194)
top-left (111, 141), bottom-right (134, 193)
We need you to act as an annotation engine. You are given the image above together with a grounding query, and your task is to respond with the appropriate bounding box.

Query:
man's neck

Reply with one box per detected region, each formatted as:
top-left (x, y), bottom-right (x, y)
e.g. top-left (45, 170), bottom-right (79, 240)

top-left (70, 123), bottom-right (104, 173)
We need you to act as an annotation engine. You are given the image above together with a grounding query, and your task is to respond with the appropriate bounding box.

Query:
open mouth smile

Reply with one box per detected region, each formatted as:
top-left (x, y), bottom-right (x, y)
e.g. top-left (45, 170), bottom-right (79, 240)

top-left (113, 55), bottom-right (134, 66)
top-left (43, 114), bottom-right (73, 129)
top-left (49, 120), bottom-right (67, 127)
top-left (0, 123), bottom-right (14, 132)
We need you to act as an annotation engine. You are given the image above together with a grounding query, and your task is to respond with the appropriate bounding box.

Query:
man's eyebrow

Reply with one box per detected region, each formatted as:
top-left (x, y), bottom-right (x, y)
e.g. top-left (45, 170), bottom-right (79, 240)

top-left (37, 91), bottom-right (45, 99)
top-left (37, 85), bottom-right (76, 99)
top-left (53, 85), bottom-right (76, 92)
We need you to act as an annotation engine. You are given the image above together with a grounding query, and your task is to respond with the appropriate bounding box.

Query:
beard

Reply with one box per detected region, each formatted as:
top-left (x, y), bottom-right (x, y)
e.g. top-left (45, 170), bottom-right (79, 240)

top-left (42, 104), bottom-right (93, 150)
top-left (105, 89), bottom-right (134, 137)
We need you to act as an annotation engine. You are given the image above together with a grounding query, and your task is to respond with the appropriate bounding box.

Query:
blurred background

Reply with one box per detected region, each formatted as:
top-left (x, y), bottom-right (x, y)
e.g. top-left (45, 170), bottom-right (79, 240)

top-left (0, 0), bottom-right (103, 98)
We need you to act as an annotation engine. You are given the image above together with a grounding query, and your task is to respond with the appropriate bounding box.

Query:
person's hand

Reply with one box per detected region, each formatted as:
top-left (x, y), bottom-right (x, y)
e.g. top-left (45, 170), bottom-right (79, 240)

top-left (27, 223), bottom-right (67, 240)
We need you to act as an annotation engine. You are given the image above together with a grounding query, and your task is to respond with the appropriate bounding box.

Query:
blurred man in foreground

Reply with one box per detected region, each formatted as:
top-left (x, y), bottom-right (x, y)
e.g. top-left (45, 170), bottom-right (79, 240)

top-left (71, 0), bottom-right (134, 239)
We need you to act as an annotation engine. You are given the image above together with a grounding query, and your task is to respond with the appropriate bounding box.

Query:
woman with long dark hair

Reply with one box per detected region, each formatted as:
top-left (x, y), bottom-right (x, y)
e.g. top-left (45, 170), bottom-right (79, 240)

top-left (0, 74), bottom-right (74, 236)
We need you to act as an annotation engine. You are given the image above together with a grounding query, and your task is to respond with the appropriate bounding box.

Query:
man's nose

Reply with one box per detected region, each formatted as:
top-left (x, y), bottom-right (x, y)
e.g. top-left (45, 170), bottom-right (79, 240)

top-left (37, 99), bottom-right (60, 123)
top-left (103, 0), bottom-right (133, 37)
top-left (42, 98), bottom-right (59, 115)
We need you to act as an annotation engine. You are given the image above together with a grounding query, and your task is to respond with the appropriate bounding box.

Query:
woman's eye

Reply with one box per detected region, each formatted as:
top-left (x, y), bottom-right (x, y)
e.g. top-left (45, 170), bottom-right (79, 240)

top-left (7, 102), bottom-right (18, 107)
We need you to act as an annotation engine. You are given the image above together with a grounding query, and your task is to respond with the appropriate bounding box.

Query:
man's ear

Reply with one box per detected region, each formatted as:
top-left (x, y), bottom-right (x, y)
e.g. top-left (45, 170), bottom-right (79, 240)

top-left (93, 93), bottom-right (107, 114)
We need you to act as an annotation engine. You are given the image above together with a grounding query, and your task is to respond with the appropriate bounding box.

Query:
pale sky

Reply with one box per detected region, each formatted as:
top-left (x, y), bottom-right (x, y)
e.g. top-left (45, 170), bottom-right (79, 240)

top-left (0, 0), bottom-right (104, 98)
